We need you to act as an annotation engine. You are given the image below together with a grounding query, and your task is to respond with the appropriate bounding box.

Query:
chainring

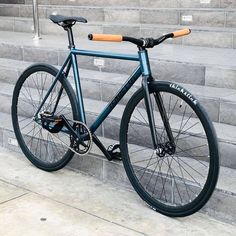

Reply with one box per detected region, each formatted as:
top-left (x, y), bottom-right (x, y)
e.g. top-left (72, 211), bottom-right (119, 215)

top-left (70, 121), bottom-right (93, 156)
top-left (38, 114), bottom-right (92, 156)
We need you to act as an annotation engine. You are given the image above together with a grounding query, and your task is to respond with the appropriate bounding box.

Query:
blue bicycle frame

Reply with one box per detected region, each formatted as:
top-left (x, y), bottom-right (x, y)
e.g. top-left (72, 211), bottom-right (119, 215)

top-left (35, 48), bottom-right (151, 132)
top-left (34, 41), bottom-right (174, 160)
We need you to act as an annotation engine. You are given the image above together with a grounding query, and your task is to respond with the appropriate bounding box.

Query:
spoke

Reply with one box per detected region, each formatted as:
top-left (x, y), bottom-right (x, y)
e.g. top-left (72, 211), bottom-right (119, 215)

top-left (174, 114), bottom-right (197, 143)
top-left (19, 116), bottom-right (31, 123)
top-left (29, 122), bottom-right (37, 151)
top-left (136, 107), bottom-right (149, 125)
top-left (174, 154), bottom-right (192, 200)
top-left (32, 73), bottom-right (42, 108)
top-left (151, 159), bottom-right (163, 196)
top-left (19, 119), bottom-right (34, 131)
top-left (159, 156), bottom-right (174, 202)
top-left (130, 146), bottom-right (151, 154)
top-left (166, 156), bottom-right (183, 205)
top-left (161, 158), bottom-right (198, 202)
top-left (157, 96), bottom-right (179, 144)
top-left (25, 81), bottom-right (38, 111)
top-left (175, 143), bottom-right (208, 156)
top-left (175, 105), bottom-right (187, 146)
top-left (173, 152), bottom-right (206, 178)
top-left (47, 134), bottom-right (61, 162)
top-left (170, 155), bottom-right (203, 187)
top-left (132, 155), bottom-right (158, 164)
top-left (20, 88), bottom-right (37, 111)
top-left (129, 124), bottom-right (153, 148)
top-left (175, 144), bottom-right (208, 168)
top-left (145, 156), bottom-right (161, 191)
top-left (139, 152), bottom-right (155, 180)
top-left (176, 132), bottom-right (205, 141)
top-left (54, 101), bottom-right (71, 116)
top-left (158, 157), bottom-right (168, 202)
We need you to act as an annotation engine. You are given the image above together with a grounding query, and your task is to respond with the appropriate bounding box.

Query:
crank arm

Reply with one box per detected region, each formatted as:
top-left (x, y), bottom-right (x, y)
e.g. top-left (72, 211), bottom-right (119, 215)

top-left (60, 114), bottom-right (80, 139)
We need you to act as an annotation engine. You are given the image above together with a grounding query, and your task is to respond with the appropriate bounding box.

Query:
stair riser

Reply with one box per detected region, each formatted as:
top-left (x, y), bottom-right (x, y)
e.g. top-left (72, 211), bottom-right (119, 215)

top-left (0, 4), bottom-right (235, 28)
top-left (0, 17), bottom-right (235, 49)
top-left (22, 0), bottom-right (236, 9)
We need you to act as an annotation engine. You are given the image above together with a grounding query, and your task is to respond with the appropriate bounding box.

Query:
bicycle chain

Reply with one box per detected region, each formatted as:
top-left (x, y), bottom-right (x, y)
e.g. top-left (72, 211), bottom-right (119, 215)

top-left (40, 118), bottom-right (93, 156)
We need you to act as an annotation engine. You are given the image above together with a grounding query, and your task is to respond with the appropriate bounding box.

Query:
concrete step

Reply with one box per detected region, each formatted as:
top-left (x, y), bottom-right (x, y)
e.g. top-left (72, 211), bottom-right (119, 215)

top-left (0, 4), bottom-right (235, 29)
top-left (0, 16), bottom-right (235, 49)
top-left (0, 31), bottom-right (235, 88)
top-left (0, 111), bottom-right (236, 224)
top-left (23, 0), bottom-right (236, 9)
top-left (0, 76), bottom-right (236, 170)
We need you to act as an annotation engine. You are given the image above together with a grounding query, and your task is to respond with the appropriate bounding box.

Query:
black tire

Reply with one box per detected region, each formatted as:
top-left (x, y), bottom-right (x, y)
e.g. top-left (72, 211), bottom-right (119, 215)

top-left (12, 64), bottom-right (79, 171)
top-left (120, 81), bottom-right (219, 217)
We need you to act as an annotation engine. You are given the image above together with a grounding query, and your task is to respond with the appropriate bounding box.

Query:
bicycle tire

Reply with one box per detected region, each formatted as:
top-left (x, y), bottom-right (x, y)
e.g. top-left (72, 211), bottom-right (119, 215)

top-left (12, 64), bottom-right (79, 171)
top-left (120, 81), bottom-right (219, 217)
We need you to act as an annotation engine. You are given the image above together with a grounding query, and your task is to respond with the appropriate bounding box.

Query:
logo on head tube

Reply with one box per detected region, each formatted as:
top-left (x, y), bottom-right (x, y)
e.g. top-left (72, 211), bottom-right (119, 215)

top-left (169, 83), bottom-right (198, 105)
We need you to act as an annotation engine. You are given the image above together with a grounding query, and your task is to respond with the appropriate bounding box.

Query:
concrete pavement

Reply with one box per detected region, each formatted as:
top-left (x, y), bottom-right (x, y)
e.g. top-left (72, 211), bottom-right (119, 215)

top-left (0, 147), bottom-right (236, 236)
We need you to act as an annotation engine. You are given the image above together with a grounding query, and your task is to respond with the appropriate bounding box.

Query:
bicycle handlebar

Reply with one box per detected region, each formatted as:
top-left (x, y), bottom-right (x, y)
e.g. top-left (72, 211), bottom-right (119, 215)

top-left (88, 34), bottom-right (123, 42)
top-left (88, 28), bottom-right (191, 48)
top-left (172, 28), bottom-right (191, 38)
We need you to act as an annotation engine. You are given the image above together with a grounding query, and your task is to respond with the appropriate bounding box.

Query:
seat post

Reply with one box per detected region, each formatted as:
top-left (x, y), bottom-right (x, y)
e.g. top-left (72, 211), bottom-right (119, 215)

top-left (66, 27), bottom-right (75, 49)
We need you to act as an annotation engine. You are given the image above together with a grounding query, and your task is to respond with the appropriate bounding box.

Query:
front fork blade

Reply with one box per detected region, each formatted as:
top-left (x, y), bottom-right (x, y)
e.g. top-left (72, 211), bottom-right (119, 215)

top-left (153, 92), bottom-right (175, 145)
top-left (142, 78), bottom-right (175, 150)
top-left (142, 76), bottom-right (158, 149)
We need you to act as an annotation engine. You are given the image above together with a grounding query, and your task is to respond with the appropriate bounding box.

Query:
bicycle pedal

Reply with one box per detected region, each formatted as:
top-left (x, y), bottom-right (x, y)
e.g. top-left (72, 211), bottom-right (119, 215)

top-left (107, 143), bottom-right (122, 161)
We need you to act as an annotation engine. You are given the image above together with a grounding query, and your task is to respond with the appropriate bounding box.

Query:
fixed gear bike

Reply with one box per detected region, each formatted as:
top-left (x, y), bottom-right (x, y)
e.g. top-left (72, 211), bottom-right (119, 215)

top-left (11, 15), bottom-right (219, 217)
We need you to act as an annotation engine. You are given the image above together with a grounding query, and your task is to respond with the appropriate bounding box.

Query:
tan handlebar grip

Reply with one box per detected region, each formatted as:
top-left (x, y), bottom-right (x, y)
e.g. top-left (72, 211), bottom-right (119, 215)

top-left (88, 34), bottom-right (123, 42)
top-left (173, 28), bottom-right (191, 38)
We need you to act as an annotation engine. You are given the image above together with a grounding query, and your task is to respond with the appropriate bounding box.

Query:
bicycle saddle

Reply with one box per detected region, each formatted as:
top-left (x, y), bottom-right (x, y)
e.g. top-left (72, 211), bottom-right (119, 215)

top-left (49, 15), bottom-right (87, 27)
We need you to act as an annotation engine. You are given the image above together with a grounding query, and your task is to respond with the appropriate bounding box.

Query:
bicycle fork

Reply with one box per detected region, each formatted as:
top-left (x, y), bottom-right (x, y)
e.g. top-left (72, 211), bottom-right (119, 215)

top-left (139, 50), bottom-right (175, 154)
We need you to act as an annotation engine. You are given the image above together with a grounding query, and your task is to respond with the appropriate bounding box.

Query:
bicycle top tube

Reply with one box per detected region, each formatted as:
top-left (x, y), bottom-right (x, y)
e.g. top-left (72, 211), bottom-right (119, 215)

top-left (71, 48), bottom-right (139, 62)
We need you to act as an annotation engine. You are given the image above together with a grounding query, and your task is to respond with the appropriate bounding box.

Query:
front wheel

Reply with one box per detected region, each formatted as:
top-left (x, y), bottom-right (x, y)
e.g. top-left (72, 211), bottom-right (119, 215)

top-left (120, 81), bottom-right (219, 217)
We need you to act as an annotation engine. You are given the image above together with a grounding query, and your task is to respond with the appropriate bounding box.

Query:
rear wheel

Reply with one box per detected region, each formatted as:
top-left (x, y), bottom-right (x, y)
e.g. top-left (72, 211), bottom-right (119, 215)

top-left (120, 81), bottom-right (219, 217)
top-left (12, 64), bottom-right (78, 171)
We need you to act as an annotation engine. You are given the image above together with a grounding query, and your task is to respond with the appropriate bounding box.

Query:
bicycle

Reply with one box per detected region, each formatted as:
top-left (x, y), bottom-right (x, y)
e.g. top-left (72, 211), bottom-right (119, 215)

top-left (11, 15), bottom-right (219, 217)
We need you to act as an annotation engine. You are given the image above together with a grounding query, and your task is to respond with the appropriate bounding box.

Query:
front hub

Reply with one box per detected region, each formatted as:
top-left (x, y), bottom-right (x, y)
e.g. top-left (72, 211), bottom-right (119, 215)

top-left (156, 142), bottom-right (176, 157)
